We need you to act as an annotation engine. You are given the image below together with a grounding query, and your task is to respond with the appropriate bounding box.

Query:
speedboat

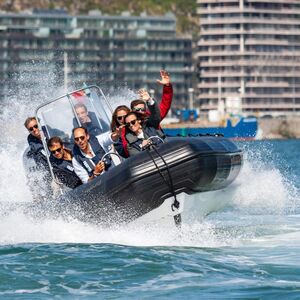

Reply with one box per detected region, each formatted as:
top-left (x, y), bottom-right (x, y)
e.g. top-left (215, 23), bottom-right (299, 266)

top-left (23, 86), bottom-right (243, 225)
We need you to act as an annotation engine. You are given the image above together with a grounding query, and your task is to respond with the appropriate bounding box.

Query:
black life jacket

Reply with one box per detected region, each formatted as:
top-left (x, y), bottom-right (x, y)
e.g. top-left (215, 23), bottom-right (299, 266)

top-left (27, 134), bottom-right (48, 169)
top-left (50, 155), bottom-right (82, 189)
top-left (73, 136), bottom-right (110, 176)
top-left (72, 111), bottom-right (109, 137)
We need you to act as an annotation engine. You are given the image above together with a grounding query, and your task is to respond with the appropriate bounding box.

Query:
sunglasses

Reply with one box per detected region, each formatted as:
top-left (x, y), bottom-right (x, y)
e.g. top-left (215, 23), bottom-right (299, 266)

top-left (28, 124), bottom-right (38, 131)
top-left (74, 136), bottom-right (86, 142)
top-left (133, 107), bottom-right (145, 112)
top-left (50, 147), bottom-right (62, 154)
top-left (125, 119), bottom-right (138, 127)
top-left (117, 115), bottom-right (127, 121)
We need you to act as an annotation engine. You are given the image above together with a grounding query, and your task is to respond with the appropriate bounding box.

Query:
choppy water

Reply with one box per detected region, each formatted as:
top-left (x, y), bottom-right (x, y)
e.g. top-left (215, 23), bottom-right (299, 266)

top-left (1, 137), bottom-right (300, 299)
top-left (1, 69), bottom-right (300, 298)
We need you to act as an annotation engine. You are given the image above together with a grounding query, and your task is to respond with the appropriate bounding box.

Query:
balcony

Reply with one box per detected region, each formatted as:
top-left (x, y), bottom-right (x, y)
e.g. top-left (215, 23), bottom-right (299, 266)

top-left (196, 50), bottom-right (300, 58)
top-left (201, 17), bottom-right (300, 26)
top-left (200, 28), bottom-right (300, 36)
top-left (198, 39), bottom-right (240, 46)
top-left (198, 7), bottom-right (300, 16)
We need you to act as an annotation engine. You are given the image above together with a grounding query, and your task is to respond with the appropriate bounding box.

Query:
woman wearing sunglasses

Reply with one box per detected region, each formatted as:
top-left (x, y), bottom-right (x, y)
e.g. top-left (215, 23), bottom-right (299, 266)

top-left (124, 112), bottom-right (165, 157)
top-left (47, 137), bottom-right (82, 189)
top-left (110, 105), bottom-right (130, 158)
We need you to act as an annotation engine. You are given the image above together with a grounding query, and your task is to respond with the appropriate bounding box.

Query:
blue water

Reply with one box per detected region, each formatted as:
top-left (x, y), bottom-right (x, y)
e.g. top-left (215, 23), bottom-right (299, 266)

top-left (1, 139), bottom-right (300, 299)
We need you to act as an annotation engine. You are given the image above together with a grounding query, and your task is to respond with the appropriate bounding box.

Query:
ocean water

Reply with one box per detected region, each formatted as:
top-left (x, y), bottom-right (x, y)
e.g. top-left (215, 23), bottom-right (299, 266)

top-left (1, 136), bottom-right (300, 299)
top-left (1, 71), bottom-right (300, 298)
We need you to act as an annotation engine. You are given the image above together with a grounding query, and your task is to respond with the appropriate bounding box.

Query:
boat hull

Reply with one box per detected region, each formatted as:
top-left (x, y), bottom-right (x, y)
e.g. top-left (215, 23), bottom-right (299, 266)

top-left (55, 136), bottom-right (243, 223)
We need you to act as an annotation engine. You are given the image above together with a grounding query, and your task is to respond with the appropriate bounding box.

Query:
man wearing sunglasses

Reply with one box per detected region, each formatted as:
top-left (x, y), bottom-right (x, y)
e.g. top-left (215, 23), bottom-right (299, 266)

top-left (73, 103), bottom-right (109, 137)
top-left (24, 116), bottom-right (55, 200)
top-left (130, 70), bottom-right (173, 128)
top-left (24, 117), bottom-right (48, 169)
top-left (72, 127), bottom-right (121, 183)
top-left (47, 137), bottom-right (82, 189)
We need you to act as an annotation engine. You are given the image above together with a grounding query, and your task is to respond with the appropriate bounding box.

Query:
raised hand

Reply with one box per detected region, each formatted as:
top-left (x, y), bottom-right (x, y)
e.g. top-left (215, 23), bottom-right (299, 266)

top-left (156, 70), bottom-right (170, 86)
top-left (138, 88), bottom-right (151, 102)
top-left (111, 126), bottom-right (123, 141)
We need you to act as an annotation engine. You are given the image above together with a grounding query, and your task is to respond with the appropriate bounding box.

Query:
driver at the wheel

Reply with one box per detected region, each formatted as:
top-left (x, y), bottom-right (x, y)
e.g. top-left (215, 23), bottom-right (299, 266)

top-left (124, 112), bottom-right (165, 157)
top-left (72, 127), bottom-right (121, 183)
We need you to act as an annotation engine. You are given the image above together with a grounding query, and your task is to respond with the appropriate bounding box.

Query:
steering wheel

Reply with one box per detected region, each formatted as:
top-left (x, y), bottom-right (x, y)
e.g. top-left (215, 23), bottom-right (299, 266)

top-left (145, 135), bottom-right (165, 145)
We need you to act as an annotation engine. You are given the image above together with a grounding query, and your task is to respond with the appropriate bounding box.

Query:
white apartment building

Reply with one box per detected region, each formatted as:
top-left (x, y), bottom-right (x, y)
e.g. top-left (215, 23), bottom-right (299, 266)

top-left (197, 0), bottom-right (300, 116)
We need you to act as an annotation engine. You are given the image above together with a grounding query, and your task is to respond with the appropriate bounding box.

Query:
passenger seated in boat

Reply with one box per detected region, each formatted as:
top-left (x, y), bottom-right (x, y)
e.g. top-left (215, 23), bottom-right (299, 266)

top-left (73, 103), bottom-right (109, 137)
top-left (72, 127), bottom-right (121, 183)
top-left (24, 117), bottom-right (54, 200)
top-left (47, 137), bottom-right (82, 189)
top-left (130, 70), bottom-right (173, 128)
top-left (124, 112), bottom-right (165, 156)
top-left (110, 105), bottom-right (130, 158)
top-left (24, 117), bottom-right (48, 169)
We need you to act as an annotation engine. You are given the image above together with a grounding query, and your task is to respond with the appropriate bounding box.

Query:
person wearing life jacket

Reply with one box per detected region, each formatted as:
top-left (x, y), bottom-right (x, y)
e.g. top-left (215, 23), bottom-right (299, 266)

top-left (47, 136), bottom-right (82, 189)
top-left (72, 127), bottom-right (121, 183)
top-left (124, 112), bottom-right (165, 157)
top-left (73, 103), bottom-right (109, 137)
top-left (130, 69), bottom-right (173, 126)
top-left (110, 88), bottom-right (162, 158)
top-left (24, 117), bottom-right (48, 169)
top-left (24, 117), bottom-right (53, 200)
top-left (110, 105), bottom-right (131, 158)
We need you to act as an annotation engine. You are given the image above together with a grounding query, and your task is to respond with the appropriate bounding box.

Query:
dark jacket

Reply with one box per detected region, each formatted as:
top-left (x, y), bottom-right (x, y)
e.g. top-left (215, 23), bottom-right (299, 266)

top-left (118, 100), bottom-right (162, 158)
top-left (26, 134), bottom-right (48, 169)
top-left (73, 111), bottom-right (109, 137)
top-left (126, 126), bottom-right (165, 156)
top-left (114, 135), bottom-right (128, 158)
top-left (25, 134), bottom-right (52, 200)
top-left (144, 100), bottom-right (161, 129)
top-left (50, 150), bottom-right (82, 189)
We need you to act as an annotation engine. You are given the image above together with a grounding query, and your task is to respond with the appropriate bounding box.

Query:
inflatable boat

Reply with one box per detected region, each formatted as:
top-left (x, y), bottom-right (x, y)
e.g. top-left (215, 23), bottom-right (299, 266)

top-left (23, 86), bottom-right (243, 225)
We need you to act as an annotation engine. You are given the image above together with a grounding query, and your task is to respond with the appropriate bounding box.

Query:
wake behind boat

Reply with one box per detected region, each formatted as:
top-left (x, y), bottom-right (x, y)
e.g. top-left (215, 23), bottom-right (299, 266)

top-left (22, 86), bottom-right (243, 225)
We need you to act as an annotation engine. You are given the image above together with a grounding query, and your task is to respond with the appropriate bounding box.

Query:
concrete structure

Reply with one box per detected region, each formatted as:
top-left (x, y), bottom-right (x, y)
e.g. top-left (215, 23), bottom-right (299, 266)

top-left (0, 10), bottom-right (193, 106)
top-left (197, 0), bottom-right (300, 116)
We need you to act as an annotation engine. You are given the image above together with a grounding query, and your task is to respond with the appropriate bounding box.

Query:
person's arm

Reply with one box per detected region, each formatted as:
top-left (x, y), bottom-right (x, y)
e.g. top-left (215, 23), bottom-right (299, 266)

top-left (137, 88), bottom-right (161, 128)
top-left (156, 70), bottom-right (173, 120)
top-left (114, 138), bottom-right (127, 158)
top-left (146, 100), bottom-right (161, 129)
top-left (72, 157), bottom-right (90, 184)
top-left (159, 84), bottom-right (173, 120)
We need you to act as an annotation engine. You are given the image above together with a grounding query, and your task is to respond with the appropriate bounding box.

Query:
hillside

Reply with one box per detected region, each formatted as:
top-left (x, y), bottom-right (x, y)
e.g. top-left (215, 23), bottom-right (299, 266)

top-left (0, 0), bottom-right (199, 35)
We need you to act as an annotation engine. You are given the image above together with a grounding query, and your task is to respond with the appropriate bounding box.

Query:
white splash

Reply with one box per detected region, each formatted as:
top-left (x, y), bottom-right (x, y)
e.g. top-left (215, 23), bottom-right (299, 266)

top-left (0, 62), bottom-right (299, 248)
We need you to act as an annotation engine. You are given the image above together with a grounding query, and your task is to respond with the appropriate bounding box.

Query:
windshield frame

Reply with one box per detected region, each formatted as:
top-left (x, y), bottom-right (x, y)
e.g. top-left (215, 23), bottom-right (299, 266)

top-left (34, 85), bottom-right (113, 188)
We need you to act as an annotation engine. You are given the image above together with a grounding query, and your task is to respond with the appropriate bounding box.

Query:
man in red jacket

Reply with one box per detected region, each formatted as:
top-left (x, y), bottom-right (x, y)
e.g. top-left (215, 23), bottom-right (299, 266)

top-left (130, 69), bottom-right (173, 123)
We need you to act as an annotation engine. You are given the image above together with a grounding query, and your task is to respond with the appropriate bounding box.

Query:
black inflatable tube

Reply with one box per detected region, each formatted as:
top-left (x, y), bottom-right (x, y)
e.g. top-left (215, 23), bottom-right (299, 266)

top-left (57, 136), bottom-right (243, 223)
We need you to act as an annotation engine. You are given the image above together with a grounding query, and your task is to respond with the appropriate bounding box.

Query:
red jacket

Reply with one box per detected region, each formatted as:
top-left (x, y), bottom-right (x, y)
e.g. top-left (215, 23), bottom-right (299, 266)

top-left (159, 84), bottom-right (173, 119)
top-left (121, 84), bottom-right (173, 157)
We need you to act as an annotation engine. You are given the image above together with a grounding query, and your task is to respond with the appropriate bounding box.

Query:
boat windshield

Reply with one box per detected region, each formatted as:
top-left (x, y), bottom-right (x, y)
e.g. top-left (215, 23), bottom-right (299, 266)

top-left (35, 86), bottom-right (112, 146)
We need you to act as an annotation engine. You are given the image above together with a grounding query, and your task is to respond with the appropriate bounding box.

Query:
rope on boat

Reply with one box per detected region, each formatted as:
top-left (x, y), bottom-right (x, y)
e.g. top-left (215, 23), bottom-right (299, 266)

top-left (145, 145), bottom-right (181, 226)
top-left (148, 132), bottom-right (222, 209)
top-left (144, 140), bottom-right (180, 200)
